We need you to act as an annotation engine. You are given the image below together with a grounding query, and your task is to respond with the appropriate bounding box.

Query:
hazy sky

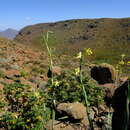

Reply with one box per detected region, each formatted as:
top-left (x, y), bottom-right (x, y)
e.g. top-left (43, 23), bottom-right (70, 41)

top-left (0, 0), bottom-right (130, 30)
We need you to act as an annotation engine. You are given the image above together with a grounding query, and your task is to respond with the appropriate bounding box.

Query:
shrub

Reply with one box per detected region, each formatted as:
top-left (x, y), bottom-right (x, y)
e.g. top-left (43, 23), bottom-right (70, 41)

top-left (45, 70), bottom-right (104, 108)
top-left (0, 69), bottom-right (5, 78)
top-left (31, 66), bottom-right (45, 74)
top-left (20, 70), bottom-right (29, 77)
top-left (0, 82), bottom-right (51, 130)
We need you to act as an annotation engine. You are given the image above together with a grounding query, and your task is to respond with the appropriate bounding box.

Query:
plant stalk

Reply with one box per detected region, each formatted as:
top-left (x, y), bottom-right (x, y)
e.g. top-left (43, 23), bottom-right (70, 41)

top-left (79, 55), bottom-right (94, 130)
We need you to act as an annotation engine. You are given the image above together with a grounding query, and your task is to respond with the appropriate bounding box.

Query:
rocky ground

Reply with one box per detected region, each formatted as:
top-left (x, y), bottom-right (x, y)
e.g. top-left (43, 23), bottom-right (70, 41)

top-left (0, 38), bottom-right (50, 88)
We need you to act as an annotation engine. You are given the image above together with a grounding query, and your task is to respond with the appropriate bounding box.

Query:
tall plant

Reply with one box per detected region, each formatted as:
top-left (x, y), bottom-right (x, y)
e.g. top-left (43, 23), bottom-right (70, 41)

top-left (42, 31), bottom-right (55, 130)
top-left (75, 48), bottom-right (94, 130)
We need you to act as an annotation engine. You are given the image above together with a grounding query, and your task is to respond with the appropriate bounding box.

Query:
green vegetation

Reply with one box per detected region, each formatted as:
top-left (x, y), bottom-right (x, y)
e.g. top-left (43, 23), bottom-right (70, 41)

top-left (45, 70), bottom-right (104, 107)
top-left (0, 82), bottom-right (50, 130)
top-left (0, 69), bottom-right (5, 78)
top-left (20, 70), bottom-right (29, 77)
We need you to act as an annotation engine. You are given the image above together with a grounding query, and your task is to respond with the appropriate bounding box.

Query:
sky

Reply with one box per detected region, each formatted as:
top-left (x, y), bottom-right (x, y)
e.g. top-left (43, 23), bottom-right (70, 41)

top-left (0, 0), bottom-right (130, 30)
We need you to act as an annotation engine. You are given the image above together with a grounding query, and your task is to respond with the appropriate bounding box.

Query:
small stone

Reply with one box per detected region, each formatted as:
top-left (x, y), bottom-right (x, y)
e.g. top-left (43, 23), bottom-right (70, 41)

top-left (89, 108), bottom-right (95, 120)
top-left (47, 66), bottom-right (62, 77)
top-left (92, 106), bottom-right (98, 116)
top-left (11, 64), bottom-right (20, 70)
top-left (0, 83), bottom-right (4, 90)
top-left (98, 105), bottom-right (105, 112)
top-left (38, 81), bottom-right (47, 90)
top-left (0, 58), bottom-right (11, 63)
top-left (119, 76), bottom-right (128, 83)
top-left (5, 69), bottom-right (20, 78)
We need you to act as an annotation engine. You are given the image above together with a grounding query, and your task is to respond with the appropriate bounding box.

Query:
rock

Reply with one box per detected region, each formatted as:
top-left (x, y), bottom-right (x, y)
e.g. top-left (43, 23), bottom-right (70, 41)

top-left (56, 102), bottom-right (89, 129)
top-left (119, 76), bottom-right (128, 83)
top-left (38, 81), bottom-right (47, 90)
top-left (98, 105), bottom-right (106, 113)
top-left (52, 66), bottom-right (62, 75)
top-left (112, 80), bottom-right (130, 130)
top-left (0, 77), bottom-right (14, 84)
top-left (5, 69), bottom-right (20, 78)
top-left (92, 107), bottom-right (98, 116)
top-left (57, 102), bottom-right (87, 120)
top-left (20, 78), bottom-right (36, 87)
top-left (100, 83), bottom-right (117, 106)
top-left (89, 107), bottom-right (95, 120)
top-left (0, 58), bottom-right (11, 63)
top-left (5, 79), bottom-right (14, 84)
top-left (0, 68), bottom-right (5, 78)
top-left (10, 64), bottom-right (21, 70)
top-left (90, 63), bottom-right (117, 84)
top-left (0, 78), bottom-right (5, 84)
top-left (0, 83), bottom-right (4, 90)
top-left (47, 66), bottom-right (62, 78)
top-left (88, 103), bottom-right (114, 130)
top-left (46, 120), bottom-right (87, 130)
top-left (29, 76), bottom-right (42, 85)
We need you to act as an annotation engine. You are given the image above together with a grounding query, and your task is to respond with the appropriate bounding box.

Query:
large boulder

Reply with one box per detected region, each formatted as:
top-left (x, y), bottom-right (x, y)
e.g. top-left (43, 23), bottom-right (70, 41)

top-left (46, 102), bottom-right (89, 130)
top-left (112, 80), bottom-right (130, 130)
top-left (57, 102), bottom-right (87, 121)
top-left (90, 63), bottom-right (117, 84)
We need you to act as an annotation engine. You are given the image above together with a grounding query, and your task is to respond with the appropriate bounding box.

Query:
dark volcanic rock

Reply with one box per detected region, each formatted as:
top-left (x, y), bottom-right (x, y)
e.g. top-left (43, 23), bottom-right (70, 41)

top-left (90, 63), bottom-right (117, 85)
top-left (112, 80), bottom-right (130, 130)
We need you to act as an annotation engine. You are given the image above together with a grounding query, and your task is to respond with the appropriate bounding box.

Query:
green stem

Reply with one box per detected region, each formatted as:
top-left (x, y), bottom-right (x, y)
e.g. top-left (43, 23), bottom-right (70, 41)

top-left (43, 33), bottom-right (54, 85)
top-left (43, 32), bottom-right (55, 130)
top-left (79, 56), bottom-right (94, 130)
top-left (52, 109), bottom-right (55, 130)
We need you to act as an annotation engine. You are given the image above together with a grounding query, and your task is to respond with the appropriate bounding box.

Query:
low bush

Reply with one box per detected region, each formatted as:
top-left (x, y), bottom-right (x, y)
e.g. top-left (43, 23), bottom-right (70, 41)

top-left (45, 70), bottom-right (104, 108)
top-left (0, 82), bottom-right (51, 130)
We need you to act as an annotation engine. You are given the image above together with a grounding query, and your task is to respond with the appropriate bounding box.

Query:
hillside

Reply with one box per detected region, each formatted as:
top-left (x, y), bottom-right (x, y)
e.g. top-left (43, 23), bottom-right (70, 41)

top-left (15, 18), bottom-right (130, 65)
top-left (0, 28), bottom-right (18, 39)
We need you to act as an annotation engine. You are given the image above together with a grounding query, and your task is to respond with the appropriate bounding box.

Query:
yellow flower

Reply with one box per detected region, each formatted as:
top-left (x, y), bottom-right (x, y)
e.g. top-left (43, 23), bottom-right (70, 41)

top-left (76, 85), bottom-right (81, 88)
top-left (127, 61), bottom-right (130, 65)
top-left (121, 54), bottom-right (126, 58)
top-left (54, 81), bottom-right (60, 86)
top-left (34, 92), bottom-right (40, 98)
top-left (75, 67), bottom-right (80, 75)
top-left (27, 119), bottom-right (31, 122)
top-left (12, 112), bottom-right (19, 118)
top-left (118, 60), bottom-right (125, 65)
top-left (36, 116), bottom-right (42, 120)
top-left (48, 88), bottom-right (52, 91)
top-left (85, 48), bottom-right (93, 56)
top-left (115, 65), bottom-right (119, 72)
top-left (31, 123), bottom-right (33, 127)
top-left (76, 52), bottom-right (82, 59)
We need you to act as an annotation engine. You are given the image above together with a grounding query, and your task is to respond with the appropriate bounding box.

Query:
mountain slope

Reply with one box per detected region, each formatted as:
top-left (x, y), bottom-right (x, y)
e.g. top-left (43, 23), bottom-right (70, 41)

top-left (0, 28), bottom-right (18, 39)
top-left (15, 18), bottom-right (130, 64)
